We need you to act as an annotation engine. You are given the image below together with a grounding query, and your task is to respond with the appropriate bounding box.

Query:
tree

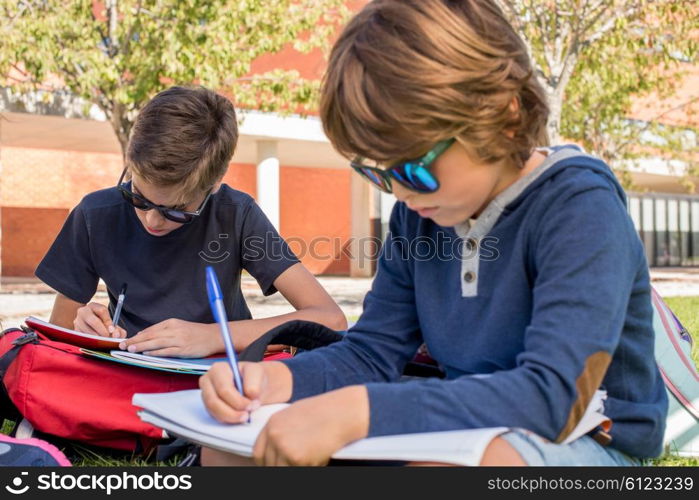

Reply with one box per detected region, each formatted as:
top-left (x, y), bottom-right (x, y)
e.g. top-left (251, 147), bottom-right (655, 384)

top-left (0, 0), bottom-right (347, 156)
top-left (496, 0), bottom-right (698, 187)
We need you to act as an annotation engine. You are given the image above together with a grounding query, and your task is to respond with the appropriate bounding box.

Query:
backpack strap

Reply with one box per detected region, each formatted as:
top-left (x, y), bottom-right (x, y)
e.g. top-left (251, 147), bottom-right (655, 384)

top-left (402, 360), bottom-right (446, 379)
top-left (0, 328), bottom-right (40, 422)
top-left (0, 328), bottom-right (40, 374)
top-left (670, 310), bottom-right (693, 345)
top-left (237, 320), bottom-right (447, 378)
top-left (155, 437), bottom-right (194, 463)
top-left (238, 320), bottom-right (344, 362)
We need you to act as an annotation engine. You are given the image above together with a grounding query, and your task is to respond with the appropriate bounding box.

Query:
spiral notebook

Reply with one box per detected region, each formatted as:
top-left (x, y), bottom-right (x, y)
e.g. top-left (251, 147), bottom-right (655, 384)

top-left (133, 389), bottom-right (609, 465)
top-left (25, 316), bottom-right (123, 350)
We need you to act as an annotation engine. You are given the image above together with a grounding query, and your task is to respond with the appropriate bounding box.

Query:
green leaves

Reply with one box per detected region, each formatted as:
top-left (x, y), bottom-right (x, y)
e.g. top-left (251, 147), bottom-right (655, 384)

top-left (0, 0), bottom-right (347, 153)
top-left (497, 0), bottom-right (698, 188)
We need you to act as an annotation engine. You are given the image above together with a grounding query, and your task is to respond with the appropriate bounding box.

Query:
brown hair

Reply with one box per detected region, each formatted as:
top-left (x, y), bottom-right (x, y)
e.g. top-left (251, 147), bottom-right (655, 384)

top-left (126, 86), bottom-right (238, 204)
top-left (320, 0), bottom-right (549, 169)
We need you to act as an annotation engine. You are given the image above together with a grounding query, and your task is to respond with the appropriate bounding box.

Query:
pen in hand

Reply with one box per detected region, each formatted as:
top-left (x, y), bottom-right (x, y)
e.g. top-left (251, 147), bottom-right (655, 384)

top-left (111, 283), bottom-right (127, 337)
top-left (205, 266), bottom-right (248, 423)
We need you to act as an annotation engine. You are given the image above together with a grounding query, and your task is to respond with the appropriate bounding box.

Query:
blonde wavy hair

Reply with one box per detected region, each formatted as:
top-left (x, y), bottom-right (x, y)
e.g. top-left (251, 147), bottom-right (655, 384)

top-left (320, 0), bottom-right (549, 169)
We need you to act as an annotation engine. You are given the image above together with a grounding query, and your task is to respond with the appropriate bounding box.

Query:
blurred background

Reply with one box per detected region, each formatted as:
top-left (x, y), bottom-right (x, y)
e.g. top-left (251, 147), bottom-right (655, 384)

top-left (0, 0), bottom-right (698, 309)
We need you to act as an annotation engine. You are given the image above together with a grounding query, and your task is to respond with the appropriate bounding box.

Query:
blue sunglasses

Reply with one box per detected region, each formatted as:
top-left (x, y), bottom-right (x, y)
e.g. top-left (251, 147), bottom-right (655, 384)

top-left (350, 138), bottom-right (455, 194)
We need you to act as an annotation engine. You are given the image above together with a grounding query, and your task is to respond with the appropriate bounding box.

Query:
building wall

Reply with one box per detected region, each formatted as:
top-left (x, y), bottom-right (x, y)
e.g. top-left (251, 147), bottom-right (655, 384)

top-left (280, 166), bottom-right (351, 275)
top-left (0, 147), bottom-right (351, 277)
top-left (1, 207), bottom-right (68, 276)
top-left (222, 162), bottom-right (257, 199)
top-left (1, 146), bottom-right (123, 209)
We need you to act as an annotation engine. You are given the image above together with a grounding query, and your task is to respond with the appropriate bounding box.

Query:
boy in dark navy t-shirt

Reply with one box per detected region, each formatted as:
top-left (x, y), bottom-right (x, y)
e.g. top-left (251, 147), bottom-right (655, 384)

top-left (36, 86), bottom-right (346, 358)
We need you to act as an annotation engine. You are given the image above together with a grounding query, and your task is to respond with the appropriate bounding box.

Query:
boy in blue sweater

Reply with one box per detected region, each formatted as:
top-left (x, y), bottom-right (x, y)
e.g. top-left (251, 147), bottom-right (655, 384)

top-left (199, 0), bottom-right (667, 465)
top-left (36, 86), bottom-right (346, 357)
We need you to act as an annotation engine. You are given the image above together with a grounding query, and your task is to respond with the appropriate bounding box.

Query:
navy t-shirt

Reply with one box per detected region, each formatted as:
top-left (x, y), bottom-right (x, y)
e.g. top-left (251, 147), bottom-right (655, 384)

top-left (36, 184), bottom-right (299, 336)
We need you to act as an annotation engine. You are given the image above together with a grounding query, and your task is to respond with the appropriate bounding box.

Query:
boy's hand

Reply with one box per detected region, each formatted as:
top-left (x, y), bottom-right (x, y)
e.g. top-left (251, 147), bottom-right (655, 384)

top-left (199, 362), bottom-right (268, 423)
top-left (119, 319), bottom-right (220, 358)
top-left (74, 302), bottom-right (127, 338)
top-left (253, 386), bottom-right (370, 466)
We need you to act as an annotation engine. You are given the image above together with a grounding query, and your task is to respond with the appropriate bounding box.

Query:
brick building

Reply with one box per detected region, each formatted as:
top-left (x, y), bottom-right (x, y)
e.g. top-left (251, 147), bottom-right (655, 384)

top-left (0, 31), bottom-right (383, 280)
top-left (1, 13), bottom-right (698, 280)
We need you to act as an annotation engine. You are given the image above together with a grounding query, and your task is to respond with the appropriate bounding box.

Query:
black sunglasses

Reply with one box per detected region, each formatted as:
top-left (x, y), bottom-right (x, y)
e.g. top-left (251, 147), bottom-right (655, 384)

top-left (116, 169), bottom-right (212, 224)
top-left (350, 138), bottom-right (455, 194)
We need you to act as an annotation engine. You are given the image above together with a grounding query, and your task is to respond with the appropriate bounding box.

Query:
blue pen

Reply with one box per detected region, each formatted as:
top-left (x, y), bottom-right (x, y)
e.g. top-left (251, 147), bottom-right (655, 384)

top-left (205, 266), bottom-right (247, 420)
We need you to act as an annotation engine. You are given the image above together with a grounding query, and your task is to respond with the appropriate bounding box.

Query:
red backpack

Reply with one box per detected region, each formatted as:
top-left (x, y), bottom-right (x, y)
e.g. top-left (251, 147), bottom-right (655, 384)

top-left (0, 327), bottom-right (200, 453)
top-left (0, 322), bottom-right (301, 455)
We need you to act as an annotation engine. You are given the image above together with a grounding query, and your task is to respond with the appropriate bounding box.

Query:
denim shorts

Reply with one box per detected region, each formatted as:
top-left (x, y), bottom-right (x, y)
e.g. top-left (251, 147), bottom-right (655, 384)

top-left (501, 429), bottom-right (642, 466)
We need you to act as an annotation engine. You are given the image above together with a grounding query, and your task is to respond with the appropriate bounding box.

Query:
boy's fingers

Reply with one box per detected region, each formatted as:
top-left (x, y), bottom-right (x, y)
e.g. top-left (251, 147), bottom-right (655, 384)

top-left (200, 373), bottom-right (249, 424)
top-left (208, 363), bottom-right (253, 411)
top-left (127, 327), bottom-right (154, 342)
top-left (122, 337), bottom-right (174, 353)
top-left (90, 304), bottom-right (115, 333)
top-left (73, 317), bottom-right (93, 335)
top-left (240, 363), bottom-right (265, 403)
top-left (252, 430), bottom-right (269, 466)
top-left (137, 320), bottom-right (170, 337)
top-left (199, 377), bottom-right (240, 424)
top-left (120, 329), bottom-right (160, 347)
top-left (263, 433), bottom-right (283, 466)
top-left (82, 312), bottom-right (110, 337)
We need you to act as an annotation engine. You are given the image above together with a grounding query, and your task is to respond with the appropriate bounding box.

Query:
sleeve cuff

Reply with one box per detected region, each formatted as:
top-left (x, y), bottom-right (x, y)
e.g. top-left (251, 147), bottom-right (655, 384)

top-left (258, 259), bottom-right (299, 296)
top-left (364, 382), bottom-right (429, 437)
top-left (35, 266), bottom-right (95, 305)
top-left (280, 352), bottom-right (329, 401)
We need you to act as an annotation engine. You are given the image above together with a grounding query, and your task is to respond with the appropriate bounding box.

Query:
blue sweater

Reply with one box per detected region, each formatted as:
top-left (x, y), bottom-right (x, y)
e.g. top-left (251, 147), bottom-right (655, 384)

top-left (283, 146), bottom-right (668, 459)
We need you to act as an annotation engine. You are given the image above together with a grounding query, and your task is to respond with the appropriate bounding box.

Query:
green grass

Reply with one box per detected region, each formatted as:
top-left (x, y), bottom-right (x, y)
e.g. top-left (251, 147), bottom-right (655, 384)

top-left (663, 296), bottom-right (699, 366)
top-left (0, 419), bottom-right (183, 466)
top-left (2, 298), bottom-right (697, 466)
top-left (653, 455), bottom-right (699, 466)
top-left (67, 446), bottom-right (184, 467)
top-left (649, 296), bottom-right (698, 467)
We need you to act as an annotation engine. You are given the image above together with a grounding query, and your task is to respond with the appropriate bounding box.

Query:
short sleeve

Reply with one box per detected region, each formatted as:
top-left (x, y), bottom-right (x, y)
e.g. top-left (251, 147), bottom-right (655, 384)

top-left (239, 201), bottom-right (299, 296)
top-left (35, 203), bottom-right (99, 304)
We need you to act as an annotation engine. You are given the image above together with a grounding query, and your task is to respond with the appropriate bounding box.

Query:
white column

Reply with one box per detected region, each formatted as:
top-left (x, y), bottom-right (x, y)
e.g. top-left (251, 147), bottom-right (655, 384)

top-left (350, 173), bottom-right (373, 277)
top-left (380, 191), bottom-right (395, 239)
top-left (256, 140), bottom-right (280, 230)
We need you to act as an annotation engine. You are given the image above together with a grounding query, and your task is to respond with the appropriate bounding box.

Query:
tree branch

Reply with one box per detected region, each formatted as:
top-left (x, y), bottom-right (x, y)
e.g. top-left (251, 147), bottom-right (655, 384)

top-left (529, 2), bottom-right (555, 75)
top-left (90, 4), bottom-right (111, 59)
top-left (556, 48), bottom-right (580, 97)
top-left (580, 2), bottom-right (645, 48)
top-left (108, 0), bottom-right (119, 56)
top-left (9, 62), bottom-right (31, 80)
top-left (122, 0), bottom-right (144, 59)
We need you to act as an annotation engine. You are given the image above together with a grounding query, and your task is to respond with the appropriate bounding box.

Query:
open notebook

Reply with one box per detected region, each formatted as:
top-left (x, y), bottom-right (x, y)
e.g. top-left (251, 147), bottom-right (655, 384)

top-left (25, 316), bottom-right (123, 350)
top-left (133, 389), bottom-right (610, 465)
top-left (81, 349), bottom-right (227, 375)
